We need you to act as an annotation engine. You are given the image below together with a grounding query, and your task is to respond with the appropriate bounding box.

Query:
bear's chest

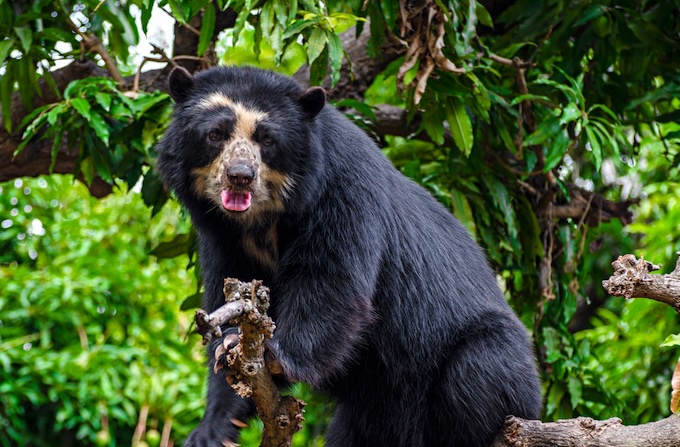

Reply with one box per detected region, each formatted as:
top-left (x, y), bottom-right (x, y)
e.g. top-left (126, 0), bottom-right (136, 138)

top-left (241, 222), bottom-right (279, 273)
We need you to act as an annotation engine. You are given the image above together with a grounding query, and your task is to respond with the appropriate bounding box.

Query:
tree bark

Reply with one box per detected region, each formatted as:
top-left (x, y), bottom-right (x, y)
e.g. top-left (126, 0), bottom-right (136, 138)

top-left (491, 414), bottom-right (680, 447)
top-left (602, 253), bottom-right (680, 313)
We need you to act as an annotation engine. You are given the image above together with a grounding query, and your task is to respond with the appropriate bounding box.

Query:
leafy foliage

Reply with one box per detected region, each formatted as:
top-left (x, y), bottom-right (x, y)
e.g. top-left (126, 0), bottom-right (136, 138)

top-left (0, 176), bottom-right (206, 446)
top-left (2, 0), bottom-right (680, 445)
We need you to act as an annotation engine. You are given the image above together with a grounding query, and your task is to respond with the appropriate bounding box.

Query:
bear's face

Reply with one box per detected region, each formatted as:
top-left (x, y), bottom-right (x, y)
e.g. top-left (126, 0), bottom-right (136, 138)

top-left (160, 67), bottom-right (326, 226)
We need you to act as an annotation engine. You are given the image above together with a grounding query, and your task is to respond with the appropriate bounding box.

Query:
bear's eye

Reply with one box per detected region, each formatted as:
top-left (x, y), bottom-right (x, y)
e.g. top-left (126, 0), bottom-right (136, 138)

top-left (260, 134), bottom-right (275, 146)
top-left (207, 129), bottom-right (222, 143)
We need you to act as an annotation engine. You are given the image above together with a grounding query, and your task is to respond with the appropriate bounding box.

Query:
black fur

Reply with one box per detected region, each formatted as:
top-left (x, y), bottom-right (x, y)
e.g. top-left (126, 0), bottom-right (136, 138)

top-left (157, 66), bottom-right (541, 447)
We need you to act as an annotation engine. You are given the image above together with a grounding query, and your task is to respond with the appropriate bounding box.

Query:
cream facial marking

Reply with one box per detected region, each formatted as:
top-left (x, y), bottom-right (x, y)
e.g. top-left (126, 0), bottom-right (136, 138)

top-left (198, 93), bottom-right (267, 139)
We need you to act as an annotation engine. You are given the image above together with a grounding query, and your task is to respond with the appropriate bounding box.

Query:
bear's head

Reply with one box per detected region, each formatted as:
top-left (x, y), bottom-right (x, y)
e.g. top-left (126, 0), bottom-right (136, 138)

top-left (157, 66), bottom-right (326, 227)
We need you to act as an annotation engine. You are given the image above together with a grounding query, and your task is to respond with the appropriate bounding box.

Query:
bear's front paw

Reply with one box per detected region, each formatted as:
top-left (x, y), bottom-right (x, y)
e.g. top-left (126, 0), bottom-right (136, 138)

top-left (183, 422), bottom-right (239, 447)
top-left (213, 333), bottom-right (239, 381)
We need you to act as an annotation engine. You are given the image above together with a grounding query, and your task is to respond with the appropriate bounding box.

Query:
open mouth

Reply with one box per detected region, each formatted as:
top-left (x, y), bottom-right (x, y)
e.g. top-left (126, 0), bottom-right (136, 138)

top-left (221, 189), bottom-right (252, 212)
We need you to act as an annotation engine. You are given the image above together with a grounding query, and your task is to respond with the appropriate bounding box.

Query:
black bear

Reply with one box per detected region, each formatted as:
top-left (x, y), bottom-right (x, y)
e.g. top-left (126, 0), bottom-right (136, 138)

top-left (157, 65), bottom-right (541, 447)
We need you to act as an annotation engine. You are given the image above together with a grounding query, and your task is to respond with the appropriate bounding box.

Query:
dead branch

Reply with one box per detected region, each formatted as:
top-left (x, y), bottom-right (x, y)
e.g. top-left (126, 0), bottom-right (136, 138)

top-left (65, 16), bottom-right (125, 85)
top-left (395, 0), bottom-right (465, 105)
top-left (539, 184), bottom-right (636, 226)
top-left (194, 279), bottom-right (305, 447)
top-left (491, 414), bottom-right (680, 447)
top-left (602, 253), bottom-right (680, 314)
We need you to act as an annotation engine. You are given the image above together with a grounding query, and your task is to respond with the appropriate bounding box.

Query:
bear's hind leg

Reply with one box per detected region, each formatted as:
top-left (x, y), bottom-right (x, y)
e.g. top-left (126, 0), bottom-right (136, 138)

top-left (426, 319), bottom-right (541, 447)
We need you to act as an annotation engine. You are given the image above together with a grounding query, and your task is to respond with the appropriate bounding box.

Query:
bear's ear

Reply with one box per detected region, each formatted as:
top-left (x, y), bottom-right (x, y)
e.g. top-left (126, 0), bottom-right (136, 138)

top-left (168, 66), bottom-right (195, 103)
top-left (297, 87), bottom-right (326, 119)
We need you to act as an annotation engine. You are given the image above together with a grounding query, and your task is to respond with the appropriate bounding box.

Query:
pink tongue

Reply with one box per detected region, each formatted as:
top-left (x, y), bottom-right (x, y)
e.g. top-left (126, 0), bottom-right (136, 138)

top-left (221, 190), bottom-right (252, 211)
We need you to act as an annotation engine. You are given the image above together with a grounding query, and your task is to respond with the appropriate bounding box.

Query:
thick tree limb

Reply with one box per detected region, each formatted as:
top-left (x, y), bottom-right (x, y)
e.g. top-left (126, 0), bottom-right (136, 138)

top-left (0, 60), bottom-right (115, 197)
top-left (602, 253), bottom-right (680, 314)
top-left (194, 279), bottom-right (304, 447)
top-left (539, 184), bottom-right (636, 226)
top-left (0, 59), bottom-right (173, 196)
top-left (491, 414), bottom-right (680, 447)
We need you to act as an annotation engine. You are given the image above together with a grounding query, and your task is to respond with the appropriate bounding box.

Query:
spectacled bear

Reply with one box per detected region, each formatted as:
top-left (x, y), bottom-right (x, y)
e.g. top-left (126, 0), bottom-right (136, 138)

top-left (157, 65), bottom-right (541, 447)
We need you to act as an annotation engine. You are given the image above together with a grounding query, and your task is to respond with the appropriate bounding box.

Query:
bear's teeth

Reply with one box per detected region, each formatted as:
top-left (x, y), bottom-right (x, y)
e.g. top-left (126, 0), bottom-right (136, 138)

top-left (221, 190), bottom-right (252, 212)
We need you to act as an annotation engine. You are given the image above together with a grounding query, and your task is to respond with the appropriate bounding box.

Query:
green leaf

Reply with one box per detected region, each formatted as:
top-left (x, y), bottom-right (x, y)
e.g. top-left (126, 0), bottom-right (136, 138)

top-left (422, 106), bottom-right (445, 146)
top-left (567, 376), bottom-right (583, 409)
top-left (271, 23), bottom-right (284, 63)
top-left (1, 64), bottom-right (15, 132)
top-left (70, 98), bottom-right (92, 122)
top-left (88, 112), bottom-right (110, 146)
top-left (306, 27), bottom-right (327, 65)
top-left (334, 99), bottom-right (376, 120)
top-left (94, 93), bottom-right (113, 112)
top-left (661, 334), bottom-right (680, 348)
top-left (260, 2), bottom-right (275, 37)
top-left (180, 292), bottom-right (203, 310)
top-left (509, 94), bottom-right (552, 106)
top-left (127, 92), bottom-right (170, 117)
top-left (273, 0), bottom-right (288, 28)
top-left (309, 45), bottom-right (328, 86)
top-left (560, 103), bottom-right (582, 125)
top-left (83, 128), bottom-right (112, 182)
top-left (142, 169), bottom-right (169, 214)
top-left (16, 109), bottom-right (50, 154)
top-left (63, 80), bottom-right (79, 100)
top-left (533, 77), bottom-right (581, 107)
top-left (287, 0), bottom-right (298, 24)
top-left (282, 18), bottom-right (314, 39)
top-left (46, 103), bottom-right (65, 126)
top-left (49, 128), bottom-right (65, 174)
top-left (476, 2), bottom-right (493, 27)
top-left (36, 27), bottom-right (76, 45)
top-left (589, 119), bottom-right (620, 158)
top-left (80, 156), bottom-right (96, 186)
top-left (151, 233), bottom-right (193, 258)
top-left (554, 67), bottom-right (585, 107)
top-left (197, 3), bottom-right (216, 56)
top-left (0, 38), bottom-right (14, 63)
top-left (523, 115), bottom-right (561, 147)
top-left (140, 1), bottom-right (154, 34)
top-left (402, 159), bottom-right (421, 181)
top-left (326, 32), bottom-right (343, 87)
top-left (14, 26), bottom-right (32, 53)
top-left (584, 125), bottom-right (602, 171)
top-left (485, 175), bottom-right (518, 242)
top-left (18, 103), bottom-right (50, 130)
top-left (586, 103), bottom-right (619, 124)
top-left (168, 0), bottom-right (189, 23)
top-left (42, 69), bottom-right (60, 99)
top-left (380, 0), bottom-right (399, 29)
top-left (445, 98), bottom-right (474, 156)
top-left (17, 56), bottom-right (35, 108)
top-left (544, 130), bottom-right (570, 172)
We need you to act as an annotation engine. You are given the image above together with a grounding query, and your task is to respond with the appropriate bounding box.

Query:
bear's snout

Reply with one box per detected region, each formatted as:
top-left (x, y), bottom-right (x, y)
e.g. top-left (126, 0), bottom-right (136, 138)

top-left (226, 162), bottom-right (255, 186)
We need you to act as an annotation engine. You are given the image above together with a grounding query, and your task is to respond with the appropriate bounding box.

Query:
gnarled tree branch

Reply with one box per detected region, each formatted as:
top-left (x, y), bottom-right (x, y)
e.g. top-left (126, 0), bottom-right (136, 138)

top-left (194, 279), bottom-right (304, 447)
top-left (602, 253), bottom-right (680, 314)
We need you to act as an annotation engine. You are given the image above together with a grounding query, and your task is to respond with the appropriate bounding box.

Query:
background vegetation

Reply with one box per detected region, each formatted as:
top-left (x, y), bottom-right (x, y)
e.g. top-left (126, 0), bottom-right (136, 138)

top-left (1, 0), bottom-right (679, 445)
